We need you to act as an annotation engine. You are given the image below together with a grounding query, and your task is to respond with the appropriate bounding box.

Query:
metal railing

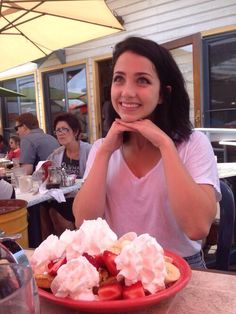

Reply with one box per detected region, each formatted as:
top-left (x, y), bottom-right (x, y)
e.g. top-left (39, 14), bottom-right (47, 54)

top-left (194, 128), bottom-right (236, 162)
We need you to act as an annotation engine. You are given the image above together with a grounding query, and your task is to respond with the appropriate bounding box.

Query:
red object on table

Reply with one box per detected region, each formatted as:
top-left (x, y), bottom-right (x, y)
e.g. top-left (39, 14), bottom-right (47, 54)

top-left (41, 161), bottom-right (52, 181)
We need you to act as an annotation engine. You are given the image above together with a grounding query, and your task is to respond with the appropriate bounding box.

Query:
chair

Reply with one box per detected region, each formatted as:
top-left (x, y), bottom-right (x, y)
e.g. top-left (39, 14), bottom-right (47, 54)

top-left (205, 180), bottom-right (236, 271)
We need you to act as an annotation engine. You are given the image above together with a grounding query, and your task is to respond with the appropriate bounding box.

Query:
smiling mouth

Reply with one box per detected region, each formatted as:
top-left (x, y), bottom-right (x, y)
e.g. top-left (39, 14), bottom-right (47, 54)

top-left (119, 101), bottom-right (140, 109)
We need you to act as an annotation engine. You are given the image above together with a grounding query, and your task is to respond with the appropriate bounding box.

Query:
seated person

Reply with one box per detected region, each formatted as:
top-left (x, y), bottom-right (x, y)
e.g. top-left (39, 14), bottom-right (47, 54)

top-left (72, 37), bottom-right (221, 269)
top-left (39, 112), bottom-right (91, 237)
top-left (0, 179), bottom-right (15, 199)
top-left (6, 135), bottom-right (21, 161)
top-left (15, 112), bottom-right (59, 174)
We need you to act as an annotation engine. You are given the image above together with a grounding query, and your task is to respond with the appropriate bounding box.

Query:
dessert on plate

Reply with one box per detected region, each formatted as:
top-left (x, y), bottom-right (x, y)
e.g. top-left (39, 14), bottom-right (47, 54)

top-left (31, 218), bottom-right (180, 301)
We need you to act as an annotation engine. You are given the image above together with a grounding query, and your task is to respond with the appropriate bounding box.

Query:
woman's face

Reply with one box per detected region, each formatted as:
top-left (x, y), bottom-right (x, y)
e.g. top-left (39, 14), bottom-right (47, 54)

top-left (54, 121), bottom-right (77, 146)
top-left (111, 51), bottom-right (162, 122)
top-left (9, 139), bottom-right (17, 150)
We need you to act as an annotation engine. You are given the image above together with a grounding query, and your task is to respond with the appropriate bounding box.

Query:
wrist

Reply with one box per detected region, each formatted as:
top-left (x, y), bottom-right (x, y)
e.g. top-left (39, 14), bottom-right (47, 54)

top-left (97, 145), bottom-right (113, 160)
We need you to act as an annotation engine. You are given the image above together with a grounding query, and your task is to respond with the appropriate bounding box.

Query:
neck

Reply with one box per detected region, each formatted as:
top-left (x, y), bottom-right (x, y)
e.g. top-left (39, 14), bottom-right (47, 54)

top-left (127, 133), bottom-right (150, 150)
top-left (65, 141), bottom-right (80, 160)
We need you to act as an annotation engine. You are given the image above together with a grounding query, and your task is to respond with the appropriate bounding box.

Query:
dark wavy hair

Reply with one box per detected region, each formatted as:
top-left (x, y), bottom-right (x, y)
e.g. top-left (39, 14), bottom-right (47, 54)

top-left (108, 36), bottom-right (193, 144)
top-left (54, 112), bottom-right (82, 140)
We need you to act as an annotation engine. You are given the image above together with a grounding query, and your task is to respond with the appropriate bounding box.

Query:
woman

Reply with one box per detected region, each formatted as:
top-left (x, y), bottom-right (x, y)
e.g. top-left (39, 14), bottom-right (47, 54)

top-left (48, 113), bottom-right (91, 179)
top-left (6, 135), bottom-right (20, 161)
top-left (73, 37), bottom-right (221, 268)
top-left (42, 112), bottom-right (91, 236)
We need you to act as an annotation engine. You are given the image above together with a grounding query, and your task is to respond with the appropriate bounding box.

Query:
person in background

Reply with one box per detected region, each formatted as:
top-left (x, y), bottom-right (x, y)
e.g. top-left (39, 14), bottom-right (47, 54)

top-left (0, 179), bottom-right (15, 199)
top-left (0, 134), bottom-right (8, 156)
top-left (41, 112), bottom-right (91, 236)
top-left (15, 112), bottom-right (59, 175)
top-left (6, 135), bottom-right (21, 160)
top-left (73, 36), bottom-right (221, 268)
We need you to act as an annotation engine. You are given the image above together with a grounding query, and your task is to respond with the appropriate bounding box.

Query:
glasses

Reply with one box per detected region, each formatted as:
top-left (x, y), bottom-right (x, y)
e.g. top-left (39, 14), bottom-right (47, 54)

top-left (54, 127), bottom-right (70, 135)
top-left (15, 124), bottom-right (23, 131)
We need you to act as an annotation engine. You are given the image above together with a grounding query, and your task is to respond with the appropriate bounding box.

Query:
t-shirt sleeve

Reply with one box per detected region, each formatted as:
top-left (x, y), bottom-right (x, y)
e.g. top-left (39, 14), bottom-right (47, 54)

top-left (83, 139), bottom-right (103, 181)
top-left (180, 131), bottom-right (221, 201)
top-left (19, 138), bottom-right (36, 164)
top-left (0, 179), bottom-right (13, 199)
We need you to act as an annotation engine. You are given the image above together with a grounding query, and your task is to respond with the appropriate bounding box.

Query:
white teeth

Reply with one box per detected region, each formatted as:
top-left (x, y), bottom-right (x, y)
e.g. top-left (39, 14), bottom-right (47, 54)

top-left (120, 102), bottom-right (139, 108)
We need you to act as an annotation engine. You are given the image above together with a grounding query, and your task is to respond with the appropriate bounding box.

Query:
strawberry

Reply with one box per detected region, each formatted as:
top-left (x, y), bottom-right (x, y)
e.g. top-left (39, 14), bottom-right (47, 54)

top-left (82, 253), bottom-right (104, 270)
top-left (122, 281), bottom-right (145, 299)
top-left (102, 250), bottom-right (118, 276)
top-left (98, 282), bottom-right (123, 301)
top-left (47, 257), bottom-right (67, 276)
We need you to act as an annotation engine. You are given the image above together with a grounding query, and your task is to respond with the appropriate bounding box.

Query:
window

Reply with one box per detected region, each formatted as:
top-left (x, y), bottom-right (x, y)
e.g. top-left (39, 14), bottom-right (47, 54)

top-left (203, 31), bottom-right (236, 128)
top-left (203, 30), bottom-right (236, 162)
top-left (43, 64), bottom-right (89, 141)
top-left (1, 75), bottom-right (36, 139)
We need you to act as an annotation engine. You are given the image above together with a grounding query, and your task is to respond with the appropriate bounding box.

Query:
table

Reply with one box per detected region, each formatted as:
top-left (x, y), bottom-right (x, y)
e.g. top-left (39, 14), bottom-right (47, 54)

top-left (217, 162), bottom-right (236, 179)
top-left (16, 179), bottom-right (82, 207)
top-left (39, 269), bottom-right (236, 313)
top-left (17, 180), bottom-right (82, 248)
top-left (219, 140), bottom-right (236, 147)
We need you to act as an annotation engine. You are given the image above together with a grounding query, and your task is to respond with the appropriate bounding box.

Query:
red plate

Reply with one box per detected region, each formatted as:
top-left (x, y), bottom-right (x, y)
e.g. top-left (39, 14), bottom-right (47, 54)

top-left (38, 250), bottom-right (191, 312)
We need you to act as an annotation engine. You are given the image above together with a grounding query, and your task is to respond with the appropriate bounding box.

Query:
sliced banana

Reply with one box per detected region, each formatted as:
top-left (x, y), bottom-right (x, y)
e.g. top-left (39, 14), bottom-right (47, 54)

top-left (117, 232), bottom-right (137, 243)
top-left (164, 262), bottom-right (180, 284)
top-left (109, 245), bottom-right (121, 254)
top-left (164, 255), bottom-right (173, 263)
top-left (109, 232), bottom-right (137, 253)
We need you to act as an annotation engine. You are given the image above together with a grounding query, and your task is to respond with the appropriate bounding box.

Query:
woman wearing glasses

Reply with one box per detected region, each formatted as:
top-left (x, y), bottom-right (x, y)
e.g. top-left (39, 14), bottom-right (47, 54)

top-left (42, 112), bottom-right (91, 236)
top-left (49, 113), bottom-right (91, 178)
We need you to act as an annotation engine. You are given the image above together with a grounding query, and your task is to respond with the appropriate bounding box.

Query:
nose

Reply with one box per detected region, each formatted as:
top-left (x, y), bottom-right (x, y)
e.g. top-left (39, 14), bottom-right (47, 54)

top-left (121, 80), bottom-right (136, 98)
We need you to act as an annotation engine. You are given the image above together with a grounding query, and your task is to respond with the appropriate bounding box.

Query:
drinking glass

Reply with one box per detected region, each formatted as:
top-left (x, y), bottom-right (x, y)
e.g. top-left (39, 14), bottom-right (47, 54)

top-left (12, 167), bottom-right (27, 188)
top-left (18, 175), bottom-right (33, 193)
top-left (0, 263), bottom-right (40, 314)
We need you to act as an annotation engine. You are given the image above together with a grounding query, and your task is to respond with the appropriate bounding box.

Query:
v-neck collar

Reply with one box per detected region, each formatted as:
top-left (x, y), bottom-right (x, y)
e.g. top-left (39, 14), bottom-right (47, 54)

top-left (119, 148), bottom-right (162, 181)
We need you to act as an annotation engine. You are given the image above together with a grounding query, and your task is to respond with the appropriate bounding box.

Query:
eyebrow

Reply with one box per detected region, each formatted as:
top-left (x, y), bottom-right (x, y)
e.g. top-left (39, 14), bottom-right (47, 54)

top-left (113, 71), bottom-right (153, 77)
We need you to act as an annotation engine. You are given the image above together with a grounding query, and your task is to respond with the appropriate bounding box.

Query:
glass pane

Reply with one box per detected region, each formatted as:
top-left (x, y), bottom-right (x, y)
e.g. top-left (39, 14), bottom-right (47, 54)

top-left (48, 72), bottom-right (66, 124)
top-left (17, 76), bottom-right (36, 115)
top-left (210, 109), bottom-right (236, 128)
top-left (170, 45), bottom-right (194, 123)
top-left (67, 67), bottom-right (88, 141)
top-left (3, 80), bottom-right (19, 134)
top-left (208, 35), bottom-right (236, 127)
top-left (2, 76), bottom-right (36, 138)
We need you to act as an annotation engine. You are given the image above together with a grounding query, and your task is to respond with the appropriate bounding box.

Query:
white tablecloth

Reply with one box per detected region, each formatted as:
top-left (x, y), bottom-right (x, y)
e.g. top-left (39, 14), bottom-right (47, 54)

top-left (16, 179), bottom-right (82, 207)
top-left (217, 162), bottom-right (236, 179)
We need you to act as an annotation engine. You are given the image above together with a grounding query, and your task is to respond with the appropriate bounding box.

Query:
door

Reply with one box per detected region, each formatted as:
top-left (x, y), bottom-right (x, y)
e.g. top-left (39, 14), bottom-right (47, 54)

top-left (97, 58), bottom-right (112, 137)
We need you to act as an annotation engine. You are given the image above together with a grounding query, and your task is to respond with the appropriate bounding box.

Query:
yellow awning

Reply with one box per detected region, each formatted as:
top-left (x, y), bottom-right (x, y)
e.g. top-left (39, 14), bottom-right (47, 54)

top-left (0, 0), bottom-right (124, 72)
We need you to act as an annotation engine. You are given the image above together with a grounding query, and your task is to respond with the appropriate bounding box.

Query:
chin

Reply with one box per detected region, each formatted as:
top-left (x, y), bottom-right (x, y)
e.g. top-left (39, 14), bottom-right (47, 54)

top-left (120, 115), bottom-right (140, 123)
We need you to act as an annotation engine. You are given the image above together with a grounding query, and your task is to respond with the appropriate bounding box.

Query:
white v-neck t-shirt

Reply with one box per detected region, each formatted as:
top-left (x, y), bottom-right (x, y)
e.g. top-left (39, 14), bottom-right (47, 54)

top-left (83, 131), bottom-right (221, 257)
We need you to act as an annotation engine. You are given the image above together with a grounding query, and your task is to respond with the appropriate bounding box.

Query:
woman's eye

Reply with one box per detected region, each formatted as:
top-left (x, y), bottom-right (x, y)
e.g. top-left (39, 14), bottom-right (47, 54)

top-left (112, 75), bottom-right (124, 83)
top-left (137, 77), bottom-right (150, 84)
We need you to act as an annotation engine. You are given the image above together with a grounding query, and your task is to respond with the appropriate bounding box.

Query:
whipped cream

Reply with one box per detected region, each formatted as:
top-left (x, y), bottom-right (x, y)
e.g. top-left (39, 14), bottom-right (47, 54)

top-left (66, 218), bottom-right (117, 260)
top-left (50, 256), bottom-right (99, 301)
top-left (115, 234), bottom-right (166, 293)
top-left (31, 234), bottom-right (66, 274)
top-left (30, 229), bottom-right (77, 274)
